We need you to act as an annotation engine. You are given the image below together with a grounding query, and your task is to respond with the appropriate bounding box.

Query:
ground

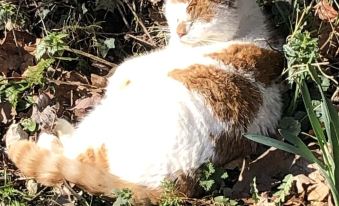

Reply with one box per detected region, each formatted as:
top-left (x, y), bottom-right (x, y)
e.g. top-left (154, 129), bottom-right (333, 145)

top-left (0, 0), bottom-right (338, 205)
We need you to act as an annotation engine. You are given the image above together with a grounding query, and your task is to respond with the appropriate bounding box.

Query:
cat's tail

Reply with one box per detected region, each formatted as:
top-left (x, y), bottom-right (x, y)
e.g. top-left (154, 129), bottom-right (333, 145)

top-left (6, 140), bottom-right (161, 204)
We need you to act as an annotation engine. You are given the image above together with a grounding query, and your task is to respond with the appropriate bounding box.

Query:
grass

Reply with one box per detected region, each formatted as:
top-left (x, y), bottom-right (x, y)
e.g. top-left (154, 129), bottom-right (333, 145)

top-left (245, 0), bottom-right (339, 205)
top-left (1, 0), bottom-right (339, 205)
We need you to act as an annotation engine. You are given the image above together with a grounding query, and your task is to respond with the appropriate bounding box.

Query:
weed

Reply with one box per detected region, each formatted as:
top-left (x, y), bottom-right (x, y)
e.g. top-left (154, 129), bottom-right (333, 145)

top-left (250, 177), bottom-right (260, 204)
top-left (113, 189), bottom-right (133, 206)
top-left (0, 169), bottom-right (29, 206)
top-left (160, 180), bottom-right (182, 206)
top-left (0, 1), bottom-right (25, 30)
top-left (245, 1), bottom-right (339, 205)
top-left (273, 174), bottom-right (293, 205)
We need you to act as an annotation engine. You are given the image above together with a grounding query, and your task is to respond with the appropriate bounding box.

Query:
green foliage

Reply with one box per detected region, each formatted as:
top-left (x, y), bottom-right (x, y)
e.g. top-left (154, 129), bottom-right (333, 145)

top-left (20, 118), bottom-right (37, 133)
top-left (0, 1), bottom-right (24, 30)
top-left (160, 180), bottom-right (182, 206)
top-left (283, 31), bottom-right (319, 82)
top-left (96, 37), bottom-right (116, 58)
top-left (0, 170), bottom-right (29, 206)
top-left (273, 174), bottom-right (293, 205)
top-left (245, 1), bottom-right (339, 205)
top-left (0, 59), bottom-right (54, 108)
top-left (36, 32), bottom-right (68, 60)
top-left (23, 59), bottom-right (54, 86)
top-left (199, 162), bottom-right (216, 192)
top-left (113, 189), bottom-right (133, 206)
top-left (213, 196), bottom-right (238, 206)
top-left (250, 177), bottom-right (260, 204)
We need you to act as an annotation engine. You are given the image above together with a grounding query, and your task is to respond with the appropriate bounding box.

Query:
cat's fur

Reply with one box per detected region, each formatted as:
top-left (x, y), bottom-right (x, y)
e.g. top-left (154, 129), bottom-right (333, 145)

top-left (165, 0), bottom-right (275, 47)
top-left (6, 0), bottom-right (284, 204)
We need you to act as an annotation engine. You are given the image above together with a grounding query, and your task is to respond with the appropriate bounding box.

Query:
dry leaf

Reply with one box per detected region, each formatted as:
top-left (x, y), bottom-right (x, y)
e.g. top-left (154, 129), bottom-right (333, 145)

top-left (293, 174), bottom-right (313, 194)
top-left (31, 104), bottom-right (59, 132)
top-left (314, 0), bottom-right (338, 22)
top-left (71, 93), bottom-right (102, 118)
top-left (91, 73), bottom-right (107, 88)
top-left (26, 179), bottom-right (38, 196)
top-left (307, 182), bottom-right (329, 202)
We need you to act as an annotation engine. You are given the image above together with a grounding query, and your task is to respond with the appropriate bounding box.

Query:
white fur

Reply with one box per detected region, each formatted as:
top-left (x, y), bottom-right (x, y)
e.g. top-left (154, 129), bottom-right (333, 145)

top-left (165, 0), bottom-right (271, 47)
top-left (36, 0), bottom-right (282, 191)
top-left (53, 41), bottom-right (281, 188)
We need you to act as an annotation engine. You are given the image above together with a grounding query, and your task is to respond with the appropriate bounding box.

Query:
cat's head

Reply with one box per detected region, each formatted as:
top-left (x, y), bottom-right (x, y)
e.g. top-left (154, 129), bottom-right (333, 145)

top-left (165, 0), bottom-right (268, 46)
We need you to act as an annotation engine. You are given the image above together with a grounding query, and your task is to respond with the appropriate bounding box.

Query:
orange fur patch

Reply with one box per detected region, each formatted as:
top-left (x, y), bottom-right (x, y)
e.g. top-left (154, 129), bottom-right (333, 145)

top-left (77, 145), bottom-right (110, 171)
top-left (208, 44), bottom-right (284, 86)
top-left (7, 140), bottom-right (162, 204)
top-left (169, 65), bottom-right (262, 126)
top-left (7, 140), bottom-right (63, 185)
top-left (170, 0), bottom-right (235, 21)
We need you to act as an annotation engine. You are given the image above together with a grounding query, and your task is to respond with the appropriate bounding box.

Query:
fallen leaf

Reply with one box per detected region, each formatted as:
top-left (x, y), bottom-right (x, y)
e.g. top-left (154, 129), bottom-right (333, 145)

top-left (71, 93), bottom-right (102, 118)
top-left (31, 104), bottom-right (59, 132)
top-left (91, 73), bottom-right (107, 88)
top-left (307, 182), bottom-right (329, 202)
top-left (26, 179), bottom-right (38, 196)
top-left (293, 174), bottom-right (313, 194)
top-left (314, 0), bottom-right (338, 22)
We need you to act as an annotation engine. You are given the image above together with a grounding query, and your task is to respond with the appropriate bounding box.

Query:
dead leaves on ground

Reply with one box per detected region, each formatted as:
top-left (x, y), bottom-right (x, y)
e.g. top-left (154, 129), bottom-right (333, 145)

top-left (233, 148), bottom-right (332, 206)
top-left (314, 0), bottom-right (338, 22)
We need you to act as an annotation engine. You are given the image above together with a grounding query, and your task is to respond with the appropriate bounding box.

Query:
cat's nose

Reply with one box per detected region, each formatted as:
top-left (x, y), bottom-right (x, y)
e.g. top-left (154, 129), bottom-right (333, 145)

top-left (176, 22), bottom-right (187, 38)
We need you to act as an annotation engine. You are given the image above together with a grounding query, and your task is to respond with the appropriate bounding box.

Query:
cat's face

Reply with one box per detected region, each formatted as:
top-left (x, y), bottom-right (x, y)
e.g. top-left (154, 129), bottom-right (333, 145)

top-left (165, 0), bottom-right (240, 45)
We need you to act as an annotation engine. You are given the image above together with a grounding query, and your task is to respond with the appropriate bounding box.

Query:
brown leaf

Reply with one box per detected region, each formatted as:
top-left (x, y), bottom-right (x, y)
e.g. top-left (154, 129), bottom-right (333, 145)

top-left (293, 174), bottom-right (313, 194)
top-left (31, 104), bottom-right (59, 132)
top-left (307, 182), bottom-right (329, 202)
top-left (72, 93), bottom-right (102, 110)
top-left (314, 0), bottom-right (338, 22)
top-left (91, 73), bottom-right (107, 88)
top-left (71, 93), bottom-right (102, 118)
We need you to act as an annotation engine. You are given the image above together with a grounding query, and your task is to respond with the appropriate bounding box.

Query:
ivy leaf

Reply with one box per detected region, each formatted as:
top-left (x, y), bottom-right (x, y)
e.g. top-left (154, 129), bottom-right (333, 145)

top-left (20, 118), bottom-right (37, 132)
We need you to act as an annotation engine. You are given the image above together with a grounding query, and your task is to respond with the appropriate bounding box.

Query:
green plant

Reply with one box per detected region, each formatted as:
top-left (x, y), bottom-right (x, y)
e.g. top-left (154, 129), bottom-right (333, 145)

top-left (273, 174), bottom-right (293, 205)
top-left (245, 1), bottom-right (339, 205)
top-left (0, 1), bottom-right (24, 30)
top-left (160, 180), bottom-right (182, 206)
top-left (250, 177), bottom-right (260, 204)
top-left (113, 189), bottom-right (133, 206)
top-left (213, 196), bottom-right (238, 206)
top-left (36, 32), bottom-right (68, 60)
top-left (0, 59), bottom-right (54, 108)
top-left (198, 162), bottom-right (229, 192)
top-left (0, 169), bottom-right (29, 206)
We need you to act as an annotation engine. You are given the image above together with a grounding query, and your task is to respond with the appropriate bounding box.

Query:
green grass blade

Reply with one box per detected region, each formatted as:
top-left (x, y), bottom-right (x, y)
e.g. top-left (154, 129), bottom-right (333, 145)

top-left (300, 80), bottom-right (333, 167)
top-left (244, 134), bottom-right (316, 164)
top-left (279, 130), bottom-right (325, 168)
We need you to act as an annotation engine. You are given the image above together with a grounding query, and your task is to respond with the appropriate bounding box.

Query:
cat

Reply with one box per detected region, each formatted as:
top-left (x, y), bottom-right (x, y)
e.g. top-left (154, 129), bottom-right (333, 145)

top-left (5, 0), bottom-right (284, 204)
top-left (165, 0), bottom-right (279, 47)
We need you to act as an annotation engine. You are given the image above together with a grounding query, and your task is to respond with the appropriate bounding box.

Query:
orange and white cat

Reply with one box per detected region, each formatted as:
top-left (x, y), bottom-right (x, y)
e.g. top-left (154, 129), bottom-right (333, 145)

top-left (6, 0), bottom-right (284, 204)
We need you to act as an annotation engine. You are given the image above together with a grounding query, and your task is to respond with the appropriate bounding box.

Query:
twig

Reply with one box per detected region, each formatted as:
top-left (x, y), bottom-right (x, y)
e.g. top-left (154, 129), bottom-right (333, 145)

top-left (122, 0), bottom-right (156, 47)
top-left (47, 78), bottom-right (105, 90)
top-left (64, 47), bottom-right (118, 69)
top-left (125, 33), bottom-right (157, 48)
top-left (63, 181), bottom-right (89, 206)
